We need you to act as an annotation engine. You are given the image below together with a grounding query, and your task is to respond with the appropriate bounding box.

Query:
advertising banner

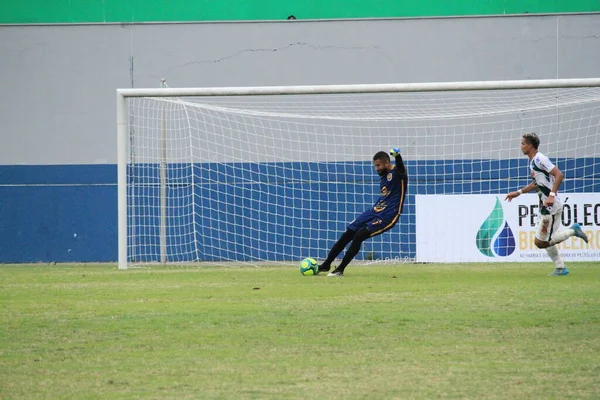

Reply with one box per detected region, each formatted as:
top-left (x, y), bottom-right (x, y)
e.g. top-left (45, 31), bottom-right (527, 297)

top-left (416, 194), bottom-right (600, 262)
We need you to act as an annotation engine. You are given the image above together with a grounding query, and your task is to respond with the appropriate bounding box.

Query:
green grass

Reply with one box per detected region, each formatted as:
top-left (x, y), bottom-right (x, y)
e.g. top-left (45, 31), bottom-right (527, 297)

top-left (1, 263), bottom-right (599, 399)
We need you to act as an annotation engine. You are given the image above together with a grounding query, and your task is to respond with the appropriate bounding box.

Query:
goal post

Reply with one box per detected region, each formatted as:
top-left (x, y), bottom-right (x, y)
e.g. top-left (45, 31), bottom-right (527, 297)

top-left (116, 78), bottom-right (600, 269)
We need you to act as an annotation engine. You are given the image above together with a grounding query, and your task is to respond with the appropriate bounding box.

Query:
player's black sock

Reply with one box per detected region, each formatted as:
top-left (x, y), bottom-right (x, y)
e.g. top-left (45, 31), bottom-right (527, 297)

top-left (320, 229), bottom-right (356, 270)
top-left (335, 227), bottom-right (370, 272)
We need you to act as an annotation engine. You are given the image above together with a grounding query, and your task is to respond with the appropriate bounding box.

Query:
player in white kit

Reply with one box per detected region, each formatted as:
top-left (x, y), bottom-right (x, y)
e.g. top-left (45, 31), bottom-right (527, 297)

top-left (505, 132), bottom-right (589, 276)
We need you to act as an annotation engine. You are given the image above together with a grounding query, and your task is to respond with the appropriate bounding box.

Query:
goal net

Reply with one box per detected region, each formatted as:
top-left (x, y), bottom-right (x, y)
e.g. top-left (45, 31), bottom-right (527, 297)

top-left (117, 80), bottom-right (600, 269)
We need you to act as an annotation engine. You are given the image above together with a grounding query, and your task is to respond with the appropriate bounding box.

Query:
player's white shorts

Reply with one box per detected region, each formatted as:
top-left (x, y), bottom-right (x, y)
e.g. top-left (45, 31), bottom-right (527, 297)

top-left (536, 209), bottom-right (563, 242)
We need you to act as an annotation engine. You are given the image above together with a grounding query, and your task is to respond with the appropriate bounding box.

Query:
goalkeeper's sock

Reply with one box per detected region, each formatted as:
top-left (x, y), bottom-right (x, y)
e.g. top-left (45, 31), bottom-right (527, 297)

top-left (321, 229), bottom-right (355, 270)
top-left (548, 229), bottom-right (575, 246)
top-left (335, 227), bottom-right (370, 272)
top-left (545, 245), bottom-right (565, 269)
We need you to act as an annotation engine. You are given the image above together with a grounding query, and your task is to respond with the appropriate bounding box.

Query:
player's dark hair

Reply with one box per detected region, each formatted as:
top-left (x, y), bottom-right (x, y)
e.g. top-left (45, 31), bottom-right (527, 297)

top-left (523, 132), bottom-right (540, 149)
top-left (373, 151), bottom-right (390, 162)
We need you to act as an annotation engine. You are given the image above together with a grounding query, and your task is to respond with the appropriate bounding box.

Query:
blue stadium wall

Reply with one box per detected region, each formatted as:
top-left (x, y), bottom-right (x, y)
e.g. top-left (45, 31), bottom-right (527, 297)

top-left (1, 159), bottom-right (597, 263)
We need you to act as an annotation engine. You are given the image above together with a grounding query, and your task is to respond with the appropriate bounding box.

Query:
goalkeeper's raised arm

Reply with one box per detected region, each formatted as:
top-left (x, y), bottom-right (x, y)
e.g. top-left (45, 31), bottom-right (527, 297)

top-left (390, 147), bottom-right (407, 177)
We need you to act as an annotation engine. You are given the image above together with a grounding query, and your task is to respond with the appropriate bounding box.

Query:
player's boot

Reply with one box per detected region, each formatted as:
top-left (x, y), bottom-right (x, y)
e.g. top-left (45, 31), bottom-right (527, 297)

top-left (327, 268), bottom-right (344, 277)
top-left (570, 223), bottom-right (589, 243)
top-left (316, 265), bottom-right (330, 275)
top-left (548, 267), bottom-right (570, 276)
top-left (317, 264), bottom-right (332, 274)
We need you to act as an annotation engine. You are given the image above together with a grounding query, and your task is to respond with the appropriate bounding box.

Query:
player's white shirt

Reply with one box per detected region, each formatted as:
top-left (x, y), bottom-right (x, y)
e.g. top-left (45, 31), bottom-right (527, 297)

top-left (530, 152), bottom-right (562, 215)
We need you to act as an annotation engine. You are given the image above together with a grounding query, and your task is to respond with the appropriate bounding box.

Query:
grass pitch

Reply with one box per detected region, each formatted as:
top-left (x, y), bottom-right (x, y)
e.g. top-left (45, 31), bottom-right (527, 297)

top-left (1, 263), bottom-right (599, 399)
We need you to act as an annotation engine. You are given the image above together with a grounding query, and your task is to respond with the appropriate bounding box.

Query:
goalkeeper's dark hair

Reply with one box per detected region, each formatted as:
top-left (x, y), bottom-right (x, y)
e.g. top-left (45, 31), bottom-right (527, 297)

top-left (522, 132), bottom-right (540, 149)
top-left (373, 151), bottom-right (390, 162)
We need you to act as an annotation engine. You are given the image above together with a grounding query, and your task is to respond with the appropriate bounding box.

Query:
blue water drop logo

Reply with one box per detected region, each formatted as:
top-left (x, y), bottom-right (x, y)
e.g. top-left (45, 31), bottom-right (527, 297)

top-left (476, 197), bottom-right (516, 257)
top-left (493, 221), bottom-right (516, 257)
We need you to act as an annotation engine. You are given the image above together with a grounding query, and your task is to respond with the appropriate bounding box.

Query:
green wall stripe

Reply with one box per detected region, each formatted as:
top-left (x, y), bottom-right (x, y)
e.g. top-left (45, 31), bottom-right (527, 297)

top-left (2, 0), bottom-right (600, 24)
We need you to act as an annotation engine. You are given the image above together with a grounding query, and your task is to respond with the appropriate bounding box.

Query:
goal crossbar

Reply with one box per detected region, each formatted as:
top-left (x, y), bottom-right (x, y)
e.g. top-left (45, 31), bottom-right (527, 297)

top-left (117, 78), bottom-right (600, 99)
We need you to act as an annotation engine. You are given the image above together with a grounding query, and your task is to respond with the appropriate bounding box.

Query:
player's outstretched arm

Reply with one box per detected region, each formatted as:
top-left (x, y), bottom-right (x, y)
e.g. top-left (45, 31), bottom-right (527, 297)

top-left (389, 147), bottom-right (406, 177)
top-left (505, 182), bottom-right (536, 202)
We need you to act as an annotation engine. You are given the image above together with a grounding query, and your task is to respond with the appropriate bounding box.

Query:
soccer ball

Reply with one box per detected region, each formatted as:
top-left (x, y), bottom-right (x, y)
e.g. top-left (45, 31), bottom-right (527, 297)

top-left (299, 257), bottom-right (319, 276)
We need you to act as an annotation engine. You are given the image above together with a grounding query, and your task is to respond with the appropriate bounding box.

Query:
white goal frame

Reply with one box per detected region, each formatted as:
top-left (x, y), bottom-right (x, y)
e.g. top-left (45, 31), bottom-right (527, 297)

top-left (116, 78), bottom-right (600, 270)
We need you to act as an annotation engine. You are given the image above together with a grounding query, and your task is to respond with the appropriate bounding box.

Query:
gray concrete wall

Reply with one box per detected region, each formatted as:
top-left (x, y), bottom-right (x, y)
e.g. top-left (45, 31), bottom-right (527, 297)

top-left (1, 14), bottom-right (599, 165)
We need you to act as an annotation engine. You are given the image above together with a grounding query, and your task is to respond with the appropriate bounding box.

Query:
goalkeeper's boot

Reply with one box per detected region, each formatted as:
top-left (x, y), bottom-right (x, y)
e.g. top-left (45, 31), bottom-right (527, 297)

top-left (327, 267), bottom-right (344, 277)
top-left (316, 264), bottom-right (331, 274)
top-left (548, 267), bottom-right (570, 276)
top-left (570, 223), bottom-right (589, 243)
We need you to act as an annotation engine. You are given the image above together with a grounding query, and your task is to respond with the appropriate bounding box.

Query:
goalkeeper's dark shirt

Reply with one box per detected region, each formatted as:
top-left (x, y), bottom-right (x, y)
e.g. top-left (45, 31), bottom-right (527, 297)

top-left (372, 155), bottom-right (407, 217)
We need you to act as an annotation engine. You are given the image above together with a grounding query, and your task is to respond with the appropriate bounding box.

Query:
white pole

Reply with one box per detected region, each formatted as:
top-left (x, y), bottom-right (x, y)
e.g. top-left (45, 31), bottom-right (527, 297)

top-left (160, 78), bottom-right (168, 264)
top-left (116, 92), bottom-right (128, 270)
top-left (117, 78), bottom-right (600, 98)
